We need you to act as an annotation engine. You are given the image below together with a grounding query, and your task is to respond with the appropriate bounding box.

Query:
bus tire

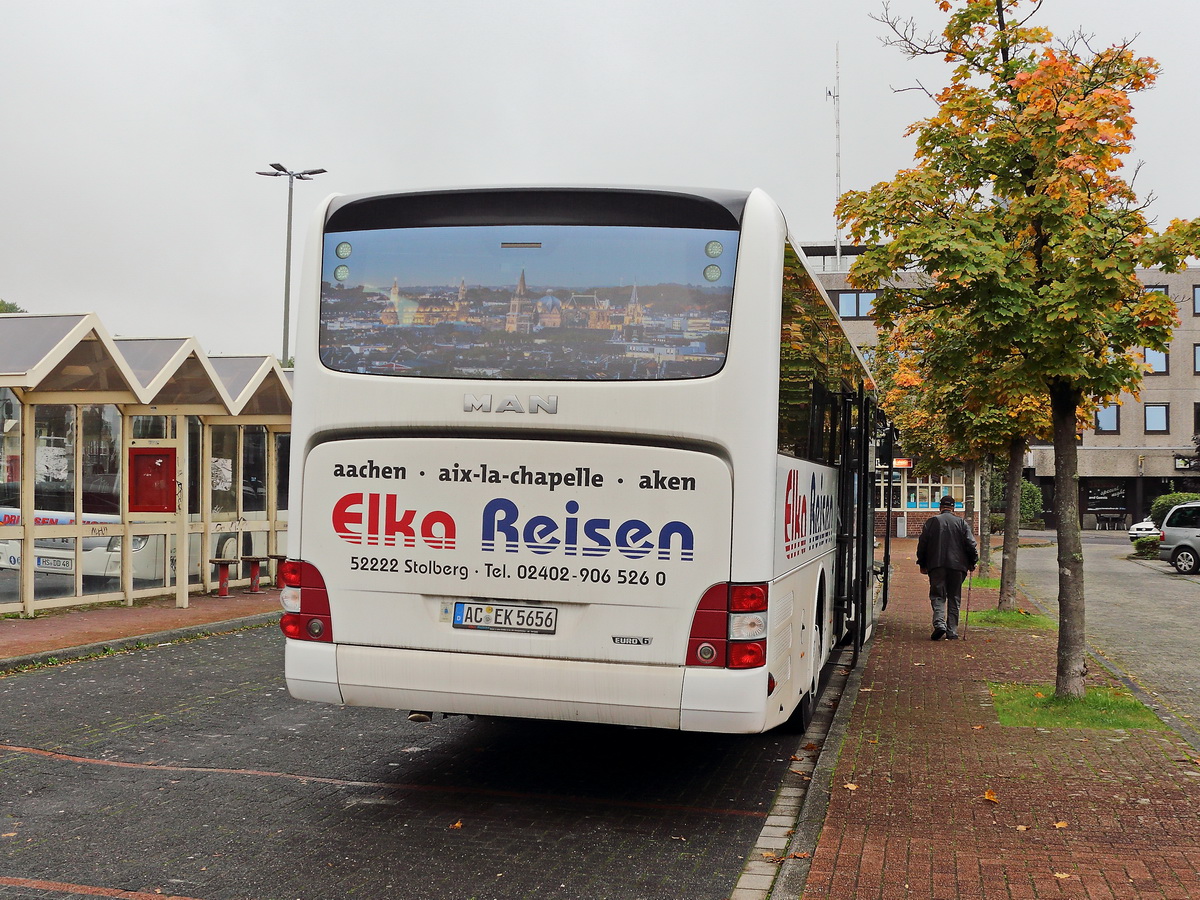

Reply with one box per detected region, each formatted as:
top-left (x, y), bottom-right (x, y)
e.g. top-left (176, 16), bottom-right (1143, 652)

top-left (215, 534), bottom-right (237, 559)
top-left (780, 691), bottom-right (814, 734)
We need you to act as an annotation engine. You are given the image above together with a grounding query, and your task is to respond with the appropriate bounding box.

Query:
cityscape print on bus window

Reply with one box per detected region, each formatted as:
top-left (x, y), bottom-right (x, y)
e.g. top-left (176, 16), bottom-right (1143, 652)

top-left (318, 225), bottom-right (738, 381)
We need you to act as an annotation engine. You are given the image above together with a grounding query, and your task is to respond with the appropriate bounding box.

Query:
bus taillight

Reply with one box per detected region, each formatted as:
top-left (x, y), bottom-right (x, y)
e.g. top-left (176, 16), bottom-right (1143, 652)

top-left (728, 640), bottom-right (766, 669)
top-left (279, 560), bottom-right (333, 643)
top-left (687, 582), bottom-right (768, 669)
top-left (729, 584), bottom-right (767, 612)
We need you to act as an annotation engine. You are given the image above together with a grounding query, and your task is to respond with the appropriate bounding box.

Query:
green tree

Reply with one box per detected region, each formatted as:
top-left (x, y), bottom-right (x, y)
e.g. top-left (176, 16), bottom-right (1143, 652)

top-left (0, 300), bottom-right (27, 313)
top-left (837, 0), bottom-right (1200, 697)
top-left (871, 311), bottom-right (1051, 602)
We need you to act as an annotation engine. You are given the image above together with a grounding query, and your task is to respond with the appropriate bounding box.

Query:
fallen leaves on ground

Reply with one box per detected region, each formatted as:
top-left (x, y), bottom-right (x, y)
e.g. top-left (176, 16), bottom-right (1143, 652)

top-left (449, 820), bottom-right (463, 830)
top-left (761, 851), bottom-right (811, 865)
top-left (982, 789), bottom-right (999, 804)
top-left (1054, 821), bottom-right (1069, 829)
top-left (972, 725), bottom-right (985, 730)
top-left (1016, 825), bottom-right (1030, 831)
top-left (844, 782), bottom-right (858, 791)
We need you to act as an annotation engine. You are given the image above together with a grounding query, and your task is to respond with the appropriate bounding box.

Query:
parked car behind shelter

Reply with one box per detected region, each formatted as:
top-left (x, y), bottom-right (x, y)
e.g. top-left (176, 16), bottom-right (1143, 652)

top-left (1158, 501), bottom-right (1200, 574)
top-left (1128, 518), bottom-right (1159, 543)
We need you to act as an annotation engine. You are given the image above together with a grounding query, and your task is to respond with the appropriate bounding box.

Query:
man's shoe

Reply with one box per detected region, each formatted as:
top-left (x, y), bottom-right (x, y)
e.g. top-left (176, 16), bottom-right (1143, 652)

top-left (930, 627), bottom-right (946, 641)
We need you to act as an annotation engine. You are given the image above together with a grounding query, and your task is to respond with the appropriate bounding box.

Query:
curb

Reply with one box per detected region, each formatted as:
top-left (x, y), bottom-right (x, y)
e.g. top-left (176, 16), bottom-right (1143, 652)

top-left (771, 633), bottom-right (872, 898)
top-left (0, 612), bottom-right (282, 674)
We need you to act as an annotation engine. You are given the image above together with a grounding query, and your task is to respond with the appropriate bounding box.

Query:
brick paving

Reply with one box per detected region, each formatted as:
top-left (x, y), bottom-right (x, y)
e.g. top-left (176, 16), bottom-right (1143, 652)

top-left (0, 591), bottom-right (280, 669)
top-left (798, 539), bottom-right (1200, 900)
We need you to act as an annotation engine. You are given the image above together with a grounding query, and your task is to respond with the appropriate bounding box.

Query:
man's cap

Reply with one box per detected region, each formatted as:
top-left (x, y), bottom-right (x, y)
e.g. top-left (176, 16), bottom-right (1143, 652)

top-left (939, 495), bottom-right (956, 510)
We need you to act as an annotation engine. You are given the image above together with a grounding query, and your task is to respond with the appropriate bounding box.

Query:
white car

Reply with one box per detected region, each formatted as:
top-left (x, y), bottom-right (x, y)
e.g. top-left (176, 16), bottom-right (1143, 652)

top-left (1128, 518), bottom-right (1159, 543)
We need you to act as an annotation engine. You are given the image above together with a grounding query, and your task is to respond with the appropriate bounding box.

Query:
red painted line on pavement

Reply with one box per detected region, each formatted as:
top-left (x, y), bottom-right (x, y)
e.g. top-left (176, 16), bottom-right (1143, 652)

top-left (0, 875), bottom-right (202, 899)
top-left (0, 742), bottom-right (766, 819)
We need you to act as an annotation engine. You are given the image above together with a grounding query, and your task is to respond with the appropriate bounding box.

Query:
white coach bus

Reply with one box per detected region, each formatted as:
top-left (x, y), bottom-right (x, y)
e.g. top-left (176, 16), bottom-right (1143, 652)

top-left (281, 186), bottom-right (878, 733)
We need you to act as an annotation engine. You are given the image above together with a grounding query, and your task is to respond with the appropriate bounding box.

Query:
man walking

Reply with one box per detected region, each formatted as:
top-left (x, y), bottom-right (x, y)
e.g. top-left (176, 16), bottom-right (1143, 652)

top-left (916, 494), bottom-right (978, 641)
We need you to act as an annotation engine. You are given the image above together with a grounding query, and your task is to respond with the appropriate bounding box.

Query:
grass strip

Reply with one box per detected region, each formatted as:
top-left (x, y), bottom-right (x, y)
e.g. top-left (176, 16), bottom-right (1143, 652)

top-left (988, 682), bottom-right (1166, 730)
top-left (965, 608), bottom-right (1056, 630)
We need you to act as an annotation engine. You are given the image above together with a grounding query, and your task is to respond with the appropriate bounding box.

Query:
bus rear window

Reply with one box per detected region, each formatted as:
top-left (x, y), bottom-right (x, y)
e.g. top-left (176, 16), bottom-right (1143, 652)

top-left (318, 225), bottom-right (737, 380)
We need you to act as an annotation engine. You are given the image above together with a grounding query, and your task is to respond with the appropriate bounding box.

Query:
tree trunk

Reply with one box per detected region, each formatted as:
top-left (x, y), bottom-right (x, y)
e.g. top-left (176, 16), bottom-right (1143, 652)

top-left (964, 457), bottom-right (977, 550)
top-left (978, 454), bottom-right (993, 576)
top-left (1050, 380), bottom-right (1087, 698)
top-left (998, 436), bottom-right (1024, 610)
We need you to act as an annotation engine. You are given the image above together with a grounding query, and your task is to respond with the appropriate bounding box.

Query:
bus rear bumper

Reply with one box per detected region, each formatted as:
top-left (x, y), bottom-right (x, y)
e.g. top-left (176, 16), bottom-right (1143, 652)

top-left (285, 641), bottom-right (770, 732)
top-left (335, 644), bottom-right (684, 729)
top-left (285, 640), bottom-right (344, 705)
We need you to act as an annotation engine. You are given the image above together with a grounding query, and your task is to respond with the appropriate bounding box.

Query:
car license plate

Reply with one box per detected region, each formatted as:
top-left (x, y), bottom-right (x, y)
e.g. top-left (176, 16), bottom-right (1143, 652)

top-left (453, 601), bottom-right (557, 634)
top-left (36, 556), bottom-right (72, 571)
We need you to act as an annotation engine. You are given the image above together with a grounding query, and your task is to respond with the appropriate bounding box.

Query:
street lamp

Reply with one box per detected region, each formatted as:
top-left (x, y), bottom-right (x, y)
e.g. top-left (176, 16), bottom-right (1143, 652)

top-left (256, 162), bottom-right (327, 363)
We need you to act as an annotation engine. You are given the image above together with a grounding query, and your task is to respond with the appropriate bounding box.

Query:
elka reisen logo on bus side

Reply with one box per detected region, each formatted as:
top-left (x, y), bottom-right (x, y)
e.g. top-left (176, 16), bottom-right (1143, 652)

top-left (783, 468), bottom-right (836, 560)
top-left (330, 493), bottom-right (695, 561)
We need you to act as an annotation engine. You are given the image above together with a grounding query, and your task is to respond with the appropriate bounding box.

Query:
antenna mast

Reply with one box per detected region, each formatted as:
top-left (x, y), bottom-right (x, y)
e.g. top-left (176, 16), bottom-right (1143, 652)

top-left (832, 44), bottom-right (842, 266)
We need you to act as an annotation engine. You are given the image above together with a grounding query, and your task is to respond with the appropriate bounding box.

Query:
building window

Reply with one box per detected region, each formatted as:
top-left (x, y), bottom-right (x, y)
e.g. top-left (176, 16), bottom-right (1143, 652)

top-left (1193, 285), bottom-right (1200, 316)
top-left (1193, 402), bottom-right (1200, 436)
top-left (1086, 478), bottom-right (1127, 514)
top-left (1194, 344), bottom-right (1200, 374)
top-left (1144, 403), bottom-right (1170, 434)
top-left (835, 291), bottom-right (875, 319)
top-left (1095, 404), bottom-right (1120, 435)
top-left (1141, 347), bottom-right (1168, 374)
top-left (901, 469), bottom-right (965, 510)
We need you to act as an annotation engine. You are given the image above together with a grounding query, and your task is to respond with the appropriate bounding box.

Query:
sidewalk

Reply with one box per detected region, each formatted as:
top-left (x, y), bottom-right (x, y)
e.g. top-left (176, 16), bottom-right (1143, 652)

top-left (0, 589), bottom-right (281, 671)
top-left (792, 539), bottom-right (1200, 899)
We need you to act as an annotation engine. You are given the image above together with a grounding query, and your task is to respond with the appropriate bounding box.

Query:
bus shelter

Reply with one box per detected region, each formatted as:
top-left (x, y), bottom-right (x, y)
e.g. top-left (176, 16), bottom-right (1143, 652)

top-left (0, 313), bottom-right (291, 615)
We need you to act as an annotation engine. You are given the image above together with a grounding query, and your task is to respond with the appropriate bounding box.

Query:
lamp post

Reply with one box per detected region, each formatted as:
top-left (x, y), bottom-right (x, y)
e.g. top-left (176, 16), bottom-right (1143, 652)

top-left (256, 163), bottom-right (327, 363)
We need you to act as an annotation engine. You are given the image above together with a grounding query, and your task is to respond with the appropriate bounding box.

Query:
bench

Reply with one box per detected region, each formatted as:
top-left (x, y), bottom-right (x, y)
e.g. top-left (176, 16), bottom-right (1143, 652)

top-left (209, 558), bottom-right (239, 597)
top-left (266, 554), bottom-right (288, 587)
top-left (241, 556), bottom-right (270, 594)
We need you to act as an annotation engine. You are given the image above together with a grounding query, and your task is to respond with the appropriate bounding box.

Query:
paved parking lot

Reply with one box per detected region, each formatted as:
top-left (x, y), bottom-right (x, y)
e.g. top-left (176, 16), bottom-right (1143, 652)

top-left (0, 627), bottom-right (809, 900)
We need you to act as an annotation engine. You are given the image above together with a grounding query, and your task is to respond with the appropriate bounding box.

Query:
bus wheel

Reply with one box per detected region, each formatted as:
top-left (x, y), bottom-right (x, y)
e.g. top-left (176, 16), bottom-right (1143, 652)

top-left (215, 534), bottom-right (237, 559)
top-left (780, 691), bottom-right (814, 734)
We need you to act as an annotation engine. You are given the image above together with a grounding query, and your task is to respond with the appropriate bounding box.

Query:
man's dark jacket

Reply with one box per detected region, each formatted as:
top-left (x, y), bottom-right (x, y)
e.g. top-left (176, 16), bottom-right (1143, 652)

top-left (916, 511), bottom-right (979, 573)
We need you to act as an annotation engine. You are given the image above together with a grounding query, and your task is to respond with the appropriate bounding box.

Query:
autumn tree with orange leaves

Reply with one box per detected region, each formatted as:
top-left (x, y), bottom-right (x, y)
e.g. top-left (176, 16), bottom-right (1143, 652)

top-left (837, 0), bottom-right (1200, 698)
top-left (870, 311), bottom-right (1052, 608)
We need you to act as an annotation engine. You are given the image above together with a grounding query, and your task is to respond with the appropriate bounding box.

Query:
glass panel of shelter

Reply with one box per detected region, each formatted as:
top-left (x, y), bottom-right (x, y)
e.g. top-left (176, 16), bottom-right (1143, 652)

top-left (0, 390), bottom-right (20, 609)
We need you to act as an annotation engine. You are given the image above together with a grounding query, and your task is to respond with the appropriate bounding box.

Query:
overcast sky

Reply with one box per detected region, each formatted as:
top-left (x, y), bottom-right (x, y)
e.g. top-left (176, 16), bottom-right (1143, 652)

top-left (1, 0), bottom-right (1195, 357)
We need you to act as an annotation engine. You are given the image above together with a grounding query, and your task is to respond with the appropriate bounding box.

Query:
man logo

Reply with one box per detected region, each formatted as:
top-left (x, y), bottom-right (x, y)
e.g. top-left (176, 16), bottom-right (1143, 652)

top-left (464, 394), bottom-right (558, 414)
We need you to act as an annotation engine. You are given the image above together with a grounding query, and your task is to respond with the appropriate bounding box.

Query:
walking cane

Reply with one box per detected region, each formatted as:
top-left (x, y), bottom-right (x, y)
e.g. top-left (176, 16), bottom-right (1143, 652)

top-left (962, 572), bottom-right (973, 641)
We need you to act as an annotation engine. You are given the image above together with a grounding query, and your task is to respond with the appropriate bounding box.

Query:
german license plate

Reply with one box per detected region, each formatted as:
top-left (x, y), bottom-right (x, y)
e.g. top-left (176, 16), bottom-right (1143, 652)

top-left (453, 601), bottom-right (557, 634)
top-left (36, 556), bottom-right (72, 571)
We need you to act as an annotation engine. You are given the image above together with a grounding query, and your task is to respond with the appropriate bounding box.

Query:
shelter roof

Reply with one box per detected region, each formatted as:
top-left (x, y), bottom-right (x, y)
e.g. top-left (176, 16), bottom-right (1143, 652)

top-left (209, 356), bottom-right (292, 416)
top-left (113, 337), bottom-right (233, 409)
top-left (0, 313), bottom-right (139, 400)
top-left (0, 314), bottom-right (289, 417)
